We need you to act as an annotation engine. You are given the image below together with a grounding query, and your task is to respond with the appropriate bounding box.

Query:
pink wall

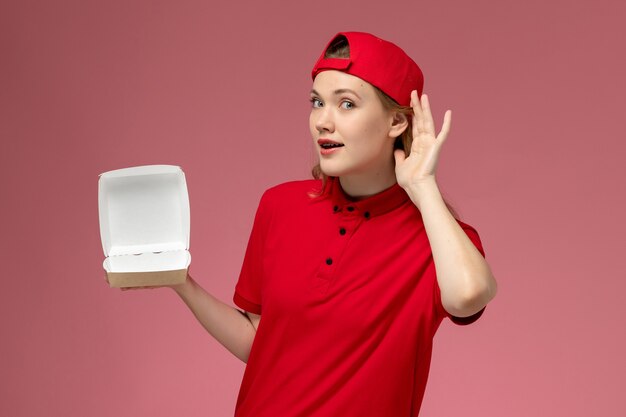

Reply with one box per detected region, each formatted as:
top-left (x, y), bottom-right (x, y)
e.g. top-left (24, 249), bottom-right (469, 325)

top-left (2, 0), bottom-right (625, 416)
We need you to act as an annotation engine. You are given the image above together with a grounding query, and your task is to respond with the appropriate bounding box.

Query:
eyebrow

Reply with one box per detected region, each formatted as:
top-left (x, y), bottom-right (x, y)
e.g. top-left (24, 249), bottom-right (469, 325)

top-left (310, 88), bottom-right (362, 100)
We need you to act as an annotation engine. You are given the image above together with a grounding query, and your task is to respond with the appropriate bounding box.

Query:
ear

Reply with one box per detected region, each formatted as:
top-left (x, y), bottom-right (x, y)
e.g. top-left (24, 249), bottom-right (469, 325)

top-left (388, 112), bottom-right (409, 139)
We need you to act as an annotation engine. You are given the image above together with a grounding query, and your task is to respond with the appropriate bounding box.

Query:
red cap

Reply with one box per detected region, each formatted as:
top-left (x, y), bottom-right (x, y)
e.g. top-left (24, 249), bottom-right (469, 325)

top-left (311, 32), bottom-right (424, 106)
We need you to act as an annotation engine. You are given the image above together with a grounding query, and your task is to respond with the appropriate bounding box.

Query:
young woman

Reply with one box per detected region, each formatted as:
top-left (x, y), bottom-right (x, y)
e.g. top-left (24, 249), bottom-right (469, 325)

top-left (133, 32), bottom-right (497, 416)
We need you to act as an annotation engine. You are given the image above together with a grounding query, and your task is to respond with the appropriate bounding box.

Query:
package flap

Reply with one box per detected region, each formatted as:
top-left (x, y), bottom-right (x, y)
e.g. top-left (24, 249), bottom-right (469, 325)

top-left (98, 165), bottom-right (190, 257)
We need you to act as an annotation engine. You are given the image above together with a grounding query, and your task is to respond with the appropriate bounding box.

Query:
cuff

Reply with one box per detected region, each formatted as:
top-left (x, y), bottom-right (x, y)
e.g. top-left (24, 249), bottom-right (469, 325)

top-left (233, 291), bottom-right (262, 315)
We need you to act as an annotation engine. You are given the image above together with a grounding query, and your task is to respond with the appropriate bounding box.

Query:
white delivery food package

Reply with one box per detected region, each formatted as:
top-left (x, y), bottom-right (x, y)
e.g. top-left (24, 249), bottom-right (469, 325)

top-left (98, 165), bottom-right (191, 288)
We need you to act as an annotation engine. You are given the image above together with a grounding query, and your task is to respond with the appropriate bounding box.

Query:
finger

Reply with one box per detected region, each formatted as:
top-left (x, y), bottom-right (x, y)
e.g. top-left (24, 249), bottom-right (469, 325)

top-left (420, 94), bottom-right (435, 135)
top-left (437, 110), bottom-right (452, 144)
top-left (393, 148), bottom-right (406, 165)
top-left (121, 285), bottom-right (160, 291)
top-left (121, 286), bottom-right (143, 291)
top-left (411, 91), bottom-right (426, 133)
top-left (410, 90), bottom-right (419, 110)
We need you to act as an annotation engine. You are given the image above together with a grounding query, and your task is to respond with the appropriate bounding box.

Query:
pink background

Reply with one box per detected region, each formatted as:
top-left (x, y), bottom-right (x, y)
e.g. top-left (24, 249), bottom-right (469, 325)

top-left (2, 0), bottom-right (625, 416)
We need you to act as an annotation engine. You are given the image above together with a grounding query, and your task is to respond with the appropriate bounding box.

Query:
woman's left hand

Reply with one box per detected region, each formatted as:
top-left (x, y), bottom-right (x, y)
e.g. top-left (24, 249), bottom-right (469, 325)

top-left (394, 90), bottom-right (451, 191)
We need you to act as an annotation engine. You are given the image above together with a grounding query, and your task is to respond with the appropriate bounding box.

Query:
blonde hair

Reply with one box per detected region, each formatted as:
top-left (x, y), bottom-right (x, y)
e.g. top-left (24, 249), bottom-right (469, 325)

top-left (310, 35), bottom-right (460, 219)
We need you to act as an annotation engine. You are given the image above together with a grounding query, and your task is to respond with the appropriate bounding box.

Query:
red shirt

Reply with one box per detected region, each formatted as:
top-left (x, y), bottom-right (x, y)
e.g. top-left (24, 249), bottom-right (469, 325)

top-left (233, 177), bottom-right (486, 417)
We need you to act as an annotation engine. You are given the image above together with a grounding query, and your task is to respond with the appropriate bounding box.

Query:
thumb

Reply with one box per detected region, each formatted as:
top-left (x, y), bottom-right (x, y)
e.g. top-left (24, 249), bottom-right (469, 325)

top-left (394, 149), bottom-right (406, 166)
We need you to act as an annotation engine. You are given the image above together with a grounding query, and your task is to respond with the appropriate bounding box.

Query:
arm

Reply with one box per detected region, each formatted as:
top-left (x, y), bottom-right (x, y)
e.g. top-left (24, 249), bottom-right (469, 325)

top-left (171, 273), bottom-right (259, 363)
top-left (394, 91), bottom-right (497, 318)
top-left (405, 178), bottom-right (497, 317)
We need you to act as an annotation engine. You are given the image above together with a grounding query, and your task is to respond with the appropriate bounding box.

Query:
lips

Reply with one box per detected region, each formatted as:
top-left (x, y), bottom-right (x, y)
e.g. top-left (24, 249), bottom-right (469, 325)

top-left (317, 138), bottom-right (344, 149)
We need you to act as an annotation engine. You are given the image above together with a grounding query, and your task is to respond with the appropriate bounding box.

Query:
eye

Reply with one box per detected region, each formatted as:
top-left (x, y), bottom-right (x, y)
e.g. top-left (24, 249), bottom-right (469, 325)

top-left (310, 97), bottom-right (323, 108)
top-left (340, 100), bottom-right (354, 110)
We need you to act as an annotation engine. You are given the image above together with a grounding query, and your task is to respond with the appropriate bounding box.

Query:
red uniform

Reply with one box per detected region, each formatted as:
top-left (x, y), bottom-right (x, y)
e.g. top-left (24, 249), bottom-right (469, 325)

top-left (233, 177), bottom-right (486, 416)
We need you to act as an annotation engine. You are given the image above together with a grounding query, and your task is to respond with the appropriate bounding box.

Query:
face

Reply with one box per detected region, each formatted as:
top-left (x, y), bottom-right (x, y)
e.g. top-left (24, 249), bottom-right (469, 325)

top-left (309, 70), bottom-right (401, 179)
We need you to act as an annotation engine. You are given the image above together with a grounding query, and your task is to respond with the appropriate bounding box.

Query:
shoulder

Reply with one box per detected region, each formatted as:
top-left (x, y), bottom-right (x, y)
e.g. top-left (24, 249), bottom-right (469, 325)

top-left (261, 179), bottom-right (323, 205)
top-left (248, 180), bottom-right (319, 231)
top-left (251, 179), bottom-right (323, 227)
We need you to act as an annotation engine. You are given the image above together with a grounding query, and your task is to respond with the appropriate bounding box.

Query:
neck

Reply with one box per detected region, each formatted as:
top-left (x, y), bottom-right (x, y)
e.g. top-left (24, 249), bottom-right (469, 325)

top-left (338, 168), bottom-right (397, 200)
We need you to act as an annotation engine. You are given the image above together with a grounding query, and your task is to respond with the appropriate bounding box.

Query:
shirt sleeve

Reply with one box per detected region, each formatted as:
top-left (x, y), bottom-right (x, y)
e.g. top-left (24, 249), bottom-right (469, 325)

top-left (233, 190), bottom-right (274, 315)
top-left (434, 220), bottom-right (487, 326)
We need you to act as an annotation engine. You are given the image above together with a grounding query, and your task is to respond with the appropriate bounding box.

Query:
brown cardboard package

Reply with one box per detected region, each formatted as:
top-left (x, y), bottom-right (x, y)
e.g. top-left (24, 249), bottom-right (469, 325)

top-left (98, 165), bottom-right (191, 288)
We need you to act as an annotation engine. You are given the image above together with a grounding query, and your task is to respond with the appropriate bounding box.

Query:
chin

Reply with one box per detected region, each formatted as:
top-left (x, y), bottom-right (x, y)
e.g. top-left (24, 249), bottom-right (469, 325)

top-left (319, 162), bottom-right (348, 178)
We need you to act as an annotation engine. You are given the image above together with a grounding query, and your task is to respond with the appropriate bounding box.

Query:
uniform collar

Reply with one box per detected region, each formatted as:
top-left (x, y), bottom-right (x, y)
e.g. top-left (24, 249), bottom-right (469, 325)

top-left (325, 176), bottom-right (410, 218)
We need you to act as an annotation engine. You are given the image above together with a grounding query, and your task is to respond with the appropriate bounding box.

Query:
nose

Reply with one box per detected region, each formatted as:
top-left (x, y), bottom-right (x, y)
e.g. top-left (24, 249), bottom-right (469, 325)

top-left (313, 107), bottom-right (334, 133)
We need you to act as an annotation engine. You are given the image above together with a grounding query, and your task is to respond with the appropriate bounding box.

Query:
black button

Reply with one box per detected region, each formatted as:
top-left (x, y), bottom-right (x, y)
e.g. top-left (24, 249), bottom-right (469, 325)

top-left (339, 227), bottom-right (346, 235)
top-left (333, 205), bottom-right (339, 212)
top-left (347, 206), bottom-right (355, 212)
top-left (326, 258), bottom-right (333, 265)
top-left (364, 211), bottom-right (370, 219)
